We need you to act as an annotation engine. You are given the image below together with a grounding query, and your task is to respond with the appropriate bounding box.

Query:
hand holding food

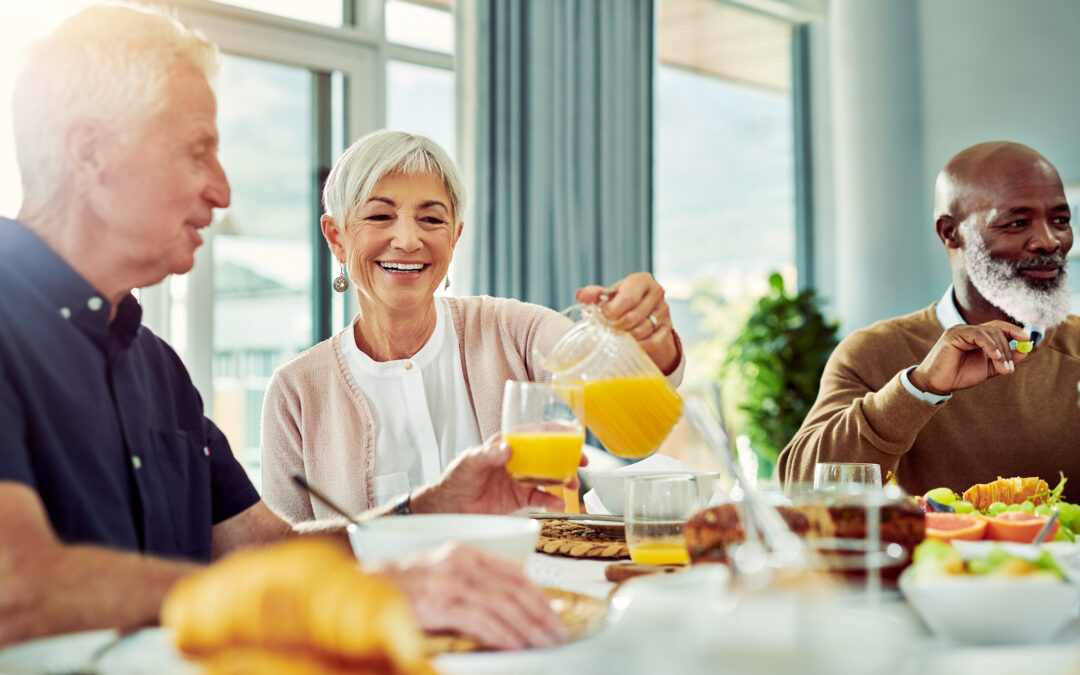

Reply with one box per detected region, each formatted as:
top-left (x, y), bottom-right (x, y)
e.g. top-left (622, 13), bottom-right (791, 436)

top-left (575, 272), bottom-right (680, 375)
top-left (369, 542), bottom-right (568, 651)
top-left (410, 436), bottom-right (587, 515)
top-left (908, 321), bottom-right (1032, 395)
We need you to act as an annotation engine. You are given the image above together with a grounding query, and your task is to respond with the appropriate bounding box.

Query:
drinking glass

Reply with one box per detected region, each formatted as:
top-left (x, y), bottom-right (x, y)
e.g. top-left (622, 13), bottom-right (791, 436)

top-left (813, 463), bottom-right (882, 491)
top-left (624, 473), bottom-right (704, 565)
top-left (502, 381), bottom-right (585, 486)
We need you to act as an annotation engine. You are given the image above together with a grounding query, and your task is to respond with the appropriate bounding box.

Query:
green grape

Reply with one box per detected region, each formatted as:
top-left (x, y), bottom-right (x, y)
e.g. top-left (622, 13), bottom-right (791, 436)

top-left (987, 501), bottom-right (1007, 516)
top-left (1006, 504), bottom-right (1024, 513)
top-left (951, 501), bottom-right (975, 514)
top-left (924, 487), bottom-right (958, 504)
top-left (1056, 502), bottom-right (1080, 529)
top-left (1020, 501), bottom-right (1035, 514)
top-left (1035, 504), bottom-right (1052, 517)
top-left (1054, 524), bottom-right (1076, 543)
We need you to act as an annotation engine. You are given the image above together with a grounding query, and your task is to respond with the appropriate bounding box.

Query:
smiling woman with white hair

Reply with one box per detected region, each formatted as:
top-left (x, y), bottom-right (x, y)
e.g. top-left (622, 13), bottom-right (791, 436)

top-left (261, 129), bottom-right (684, 522)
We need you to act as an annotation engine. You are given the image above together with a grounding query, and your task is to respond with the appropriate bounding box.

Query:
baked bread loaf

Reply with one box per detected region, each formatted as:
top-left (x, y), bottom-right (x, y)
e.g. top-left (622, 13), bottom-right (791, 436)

top-left (683, 500), bottom-right (925, 575)
top-left (161, 539), bottom-right (434, 675)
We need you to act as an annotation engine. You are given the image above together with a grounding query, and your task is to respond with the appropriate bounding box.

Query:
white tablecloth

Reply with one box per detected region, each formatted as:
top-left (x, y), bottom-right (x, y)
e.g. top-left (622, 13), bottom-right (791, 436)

top-left (1, 552), bottom-right (1079, 675)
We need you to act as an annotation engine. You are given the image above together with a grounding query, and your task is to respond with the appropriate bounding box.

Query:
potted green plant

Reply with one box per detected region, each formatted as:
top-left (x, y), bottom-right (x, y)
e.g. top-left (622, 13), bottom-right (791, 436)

top-left (723, 273), bottom-right (839, 479)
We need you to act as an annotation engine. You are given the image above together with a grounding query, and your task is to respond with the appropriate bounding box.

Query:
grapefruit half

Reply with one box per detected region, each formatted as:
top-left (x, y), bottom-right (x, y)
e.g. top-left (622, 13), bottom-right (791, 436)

top-left (925, 512), bottom-right (987, 541)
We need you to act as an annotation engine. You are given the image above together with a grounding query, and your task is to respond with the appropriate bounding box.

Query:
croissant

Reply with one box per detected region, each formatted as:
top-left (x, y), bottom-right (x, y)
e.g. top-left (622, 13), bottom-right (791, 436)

top-left (961, 476), bottom-right (1049, 510)
top-left (161, 538), bottom-right (433, 675)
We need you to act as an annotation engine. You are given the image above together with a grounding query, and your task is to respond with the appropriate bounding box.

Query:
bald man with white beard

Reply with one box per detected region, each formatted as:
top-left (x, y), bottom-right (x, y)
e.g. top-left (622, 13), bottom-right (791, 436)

top-left (779, 142), bottom-right (1080, 500)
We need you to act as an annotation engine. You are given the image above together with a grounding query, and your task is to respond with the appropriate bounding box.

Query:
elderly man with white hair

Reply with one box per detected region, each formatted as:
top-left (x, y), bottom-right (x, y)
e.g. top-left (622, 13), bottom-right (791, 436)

top-left (0, 3), bottom-right (567, 650)
top-left (779, 141), bottom-right (1080, 501)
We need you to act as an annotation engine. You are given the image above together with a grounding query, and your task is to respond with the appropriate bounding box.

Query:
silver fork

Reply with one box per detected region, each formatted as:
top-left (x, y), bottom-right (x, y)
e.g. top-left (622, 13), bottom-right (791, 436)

top-left (43, 627), bottom-right (142, 675)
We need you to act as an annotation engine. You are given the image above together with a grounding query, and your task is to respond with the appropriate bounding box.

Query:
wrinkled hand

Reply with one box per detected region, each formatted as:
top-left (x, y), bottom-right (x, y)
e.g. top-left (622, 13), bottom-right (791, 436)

top-left (576, 272), bottom-right (680, 374)
top-left (368, 542), bottom-right (567, 650)
top-left (909, 320), bottom-right (1032, 396)
top-left (410, 436), bottom-right (587, 515)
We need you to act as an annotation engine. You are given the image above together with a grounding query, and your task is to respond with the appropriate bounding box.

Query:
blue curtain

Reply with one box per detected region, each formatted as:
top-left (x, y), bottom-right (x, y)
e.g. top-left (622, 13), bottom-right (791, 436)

top-left (472, 0), bottom-right (654, 309)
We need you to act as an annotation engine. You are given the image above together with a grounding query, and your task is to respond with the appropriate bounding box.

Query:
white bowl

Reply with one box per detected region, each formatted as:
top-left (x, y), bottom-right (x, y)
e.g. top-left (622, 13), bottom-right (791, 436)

top-left (899, 568), bottom-right (1080, 644)
top-left (587, 470), bottom-right (720, 516)
top-left (347, 514), bottom-right (540, 567)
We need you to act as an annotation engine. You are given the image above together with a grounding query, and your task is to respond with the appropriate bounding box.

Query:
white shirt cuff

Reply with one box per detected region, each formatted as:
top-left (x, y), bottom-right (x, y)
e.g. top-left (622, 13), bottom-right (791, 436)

top-left (899, 366), bottom-right (952, 405)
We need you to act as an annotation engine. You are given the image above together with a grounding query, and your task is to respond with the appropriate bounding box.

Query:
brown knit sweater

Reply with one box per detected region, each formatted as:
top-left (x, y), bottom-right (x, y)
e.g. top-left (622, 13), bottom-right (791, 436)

top-left (778, 304), bottom-right (1080, 501)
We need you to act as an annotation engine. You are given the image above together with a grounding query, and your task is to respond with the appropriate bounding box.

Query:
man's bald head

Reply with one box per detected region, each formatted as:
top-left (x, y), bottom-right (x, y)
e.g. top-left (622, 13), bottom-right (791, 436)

top-left (934, 142), bottom-right (1061, 224)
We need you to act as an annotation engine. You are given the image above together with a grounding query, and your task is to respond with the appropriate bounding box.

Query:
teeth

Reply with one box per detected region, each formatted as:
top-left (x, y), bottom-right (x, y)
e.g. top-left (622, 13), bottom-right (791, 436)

top-left (379, 262), bottom-right (425, 271)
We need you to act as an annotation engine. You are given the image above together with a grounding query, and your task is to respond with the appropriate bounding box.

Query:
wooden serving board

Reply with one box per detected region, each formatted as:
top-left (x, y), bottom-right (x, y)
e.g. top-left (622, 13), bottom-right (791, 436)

top-left (536, 519), bottom-right (630, 559)
top-left (423, 587), bottom-right (607, 655)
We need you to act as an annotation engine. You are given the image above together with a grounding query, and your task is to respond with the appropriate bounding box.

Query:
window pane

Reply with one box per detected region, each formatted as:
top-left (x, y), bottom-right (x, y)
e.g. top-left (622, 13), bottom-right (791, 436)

top-left (385, 0), bottom-right (454, 54)
top-left (386, 60), bottom-right (455, 159)
top-left (208, 54), bottom-right (316, 487)
top-left (654, 0), bottom-right (795, 391)
top-left (211, 0), bottom-right (343, 27)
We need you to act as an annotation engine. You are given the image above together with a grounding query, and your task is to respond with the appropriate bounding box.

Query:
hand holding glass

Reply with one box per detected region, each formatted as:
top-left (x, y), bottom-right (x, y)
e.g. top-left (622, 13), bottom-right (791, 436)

top-left (813, 463), bottom-right (882, 491)
top-left (501, 381), bottom-right (585, 486)
top-left (625, 473), bottom-right (704, 566)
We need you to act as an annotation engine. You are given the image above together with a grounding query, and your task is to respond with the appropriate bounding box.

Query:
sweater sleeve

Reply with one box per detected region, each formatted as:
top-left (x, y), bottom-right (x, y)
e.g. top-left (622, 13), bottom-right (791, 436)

top-left (260, 372), bottom-right (315, 524)
top-left (777, 331), bottom-right (946, 486)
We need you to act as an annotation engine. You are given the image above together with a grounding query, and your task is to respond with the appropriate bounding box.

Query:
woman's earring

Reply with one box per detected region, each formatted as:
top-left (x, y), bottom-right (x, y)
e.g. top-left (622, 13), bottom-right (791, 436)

top-left (444, 276), bottom-right (451, 291)
top-left (333, 263), bottom-right (350, 293)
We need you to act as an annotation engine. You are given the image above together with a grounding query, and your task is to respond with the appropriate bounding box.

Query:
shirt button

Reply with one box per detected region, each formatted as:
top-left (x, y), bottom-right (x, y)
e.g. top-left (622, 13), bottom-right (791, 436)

top-left (404, 362), bottom-right (413, 371)
top-left (131, 456), bottom-right (142, 470)
top-left (59, 307), bottom-right (71, 319)
top-left (87, 296), bottom-right (103, 311)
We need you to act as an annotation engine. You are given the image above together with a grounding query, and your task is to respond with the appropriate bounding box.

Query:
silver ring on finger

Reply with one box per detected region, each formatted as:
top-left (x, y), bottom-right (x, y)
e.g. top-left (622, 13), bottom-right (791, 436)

top-left (647, 314), bottom-right (660, 333)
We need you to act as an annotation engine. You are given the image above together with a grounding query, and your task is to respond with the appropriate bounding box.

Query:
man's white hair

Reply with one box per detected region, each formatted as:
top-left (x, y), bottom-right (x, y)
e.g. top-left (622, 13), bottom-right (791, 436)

top-left (13, 3), bottom-right (220, 212)
top-left (323, 129), bottom-right (466, 227)
top-left (961, 220), bottom-right (1072, 329)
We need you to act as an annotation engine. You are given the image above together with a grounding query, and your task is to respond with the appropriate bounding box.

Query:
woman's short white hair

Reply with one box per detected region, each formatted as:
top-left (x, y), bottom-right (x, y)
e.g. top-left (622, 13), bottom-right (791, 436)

top-left (323, 130), bottom-right (467, 227)
top-left (13, 3), bottom-right (220, 211)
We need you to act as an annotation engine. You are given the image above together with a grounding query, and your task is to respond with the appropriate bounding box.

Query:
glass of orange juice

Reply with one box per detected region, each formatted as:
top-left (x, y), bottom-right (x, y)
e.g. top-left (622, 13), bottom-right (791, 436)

top-left (502, 381), bottom-right (585, 487)
top-left (625, 473), bottom-right (703, 565)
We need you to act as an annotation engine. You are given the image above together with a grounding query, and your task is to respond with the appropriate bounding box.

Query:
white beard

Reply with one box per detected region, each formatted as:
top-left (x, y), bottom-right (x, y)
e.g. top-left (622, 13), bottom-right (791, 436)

top-left (961, 222), bottom-right (1072, 330)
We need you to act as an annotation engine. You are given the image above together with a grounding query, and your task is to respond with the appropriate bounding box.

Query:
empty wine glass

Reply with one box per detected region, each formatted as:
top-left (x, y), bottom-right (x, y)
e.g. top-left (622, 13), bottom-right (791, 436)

top-left (813, 463), bottom-right (882, 491)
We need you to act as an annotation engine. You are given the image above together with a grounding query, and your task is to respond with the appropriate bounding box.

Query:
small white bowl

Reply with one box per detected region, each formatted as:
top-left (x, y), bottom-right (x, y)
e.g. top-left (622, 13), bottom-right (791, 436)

top-left (899, 568), bottom-right (1080, 644)
top-left (587, 470), bottom-right (720, 516)
top-left (348, 514), bottom-right (540, 567)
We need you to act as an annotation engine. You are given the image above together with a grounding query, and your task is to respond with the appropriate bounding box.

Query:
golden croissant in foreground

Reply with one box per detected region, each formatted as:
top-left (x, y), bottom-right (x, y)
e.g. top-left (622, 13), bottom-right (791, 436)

top-left (962, 476), bottom-right (1049, 511)
top-left (161, 538), bottom-right (435, 675)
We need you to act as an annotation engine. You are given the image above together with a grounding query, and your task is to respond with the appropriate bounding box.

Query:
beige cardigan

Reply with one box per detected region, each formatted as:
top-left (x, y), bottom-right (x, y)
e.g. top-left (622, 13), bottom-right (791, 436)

top-left (262, 296), bottom-right (573, 521)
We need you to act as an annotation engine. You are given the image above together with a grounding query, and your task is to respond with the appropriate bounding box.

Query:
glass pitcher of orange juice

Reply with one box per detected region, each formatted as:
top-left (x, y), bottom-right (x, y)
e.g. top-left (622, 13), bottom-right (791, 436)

top-left (539, 304), bottom-right (682, 460)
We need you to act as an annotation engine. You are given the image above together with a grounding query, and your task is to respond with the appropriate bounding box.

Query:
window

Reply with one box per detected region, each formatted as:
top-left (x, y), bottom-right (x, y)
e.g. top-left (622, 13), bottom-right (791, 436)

top-left (385, 0), bottom-right (454, 53)
top-left (386, 60), bottom-right (455, 157)
top-left (210, 0), bottom-right (344, 27)
top-left (653, 0), bottom-right (798, 392)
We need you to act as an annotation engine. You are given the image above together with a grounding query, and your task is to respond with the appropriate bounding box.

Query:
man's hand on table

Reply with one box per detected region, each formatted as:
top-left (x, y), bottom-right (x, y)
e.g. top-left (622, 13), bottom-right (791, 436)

top-left (909, 320), bottom-right (1032, 396)
top-left (367, 542), bottom-right (567, 651)
top-left (410, 436), bottom-right (588, 515)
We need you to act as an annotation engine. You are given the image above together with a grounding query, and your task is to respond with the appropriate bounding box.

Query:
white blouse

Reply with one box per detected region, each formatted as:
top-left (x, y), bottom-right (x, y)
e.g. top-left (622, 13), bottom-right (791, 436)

top-left (339, 297), bottom-right (482, 506)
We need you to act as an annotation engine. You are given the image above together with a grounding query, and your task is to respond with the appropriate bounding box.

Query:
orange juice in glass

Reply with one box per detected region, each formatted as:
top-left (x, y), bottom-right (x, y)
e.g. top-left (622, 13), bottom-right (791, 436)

top-left (502, 382), bottom-right (584, 486)
top-left (625, 474), bottom-right (703, 566)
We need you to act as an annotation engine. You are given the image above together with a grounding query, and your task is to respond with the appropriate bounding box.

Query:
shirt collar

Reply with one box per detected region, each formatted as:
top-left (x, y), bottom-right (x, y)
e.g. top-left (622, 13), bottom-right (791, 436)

top-left (934, 284), bottom-right (965, 330)
top-left (0, 218), bottom-right (142, 350)
top-left (934, 283), bottom-right (1044, 347)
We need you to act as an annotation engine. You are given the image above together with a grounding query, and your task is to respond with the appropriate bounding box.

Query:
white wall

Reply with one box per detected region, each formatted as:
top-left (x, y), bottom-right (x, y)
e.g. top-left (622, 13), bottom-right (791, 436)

top-left (816, 0), bottom-right (1080, 334)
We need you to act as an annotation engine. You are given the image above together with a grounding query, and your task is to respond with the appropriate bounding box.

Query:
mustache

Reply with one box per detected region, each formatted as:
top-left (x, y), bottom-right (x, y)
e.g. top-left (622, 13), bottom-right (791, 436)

top-left (1011, 254), bottom-right (1068, 270)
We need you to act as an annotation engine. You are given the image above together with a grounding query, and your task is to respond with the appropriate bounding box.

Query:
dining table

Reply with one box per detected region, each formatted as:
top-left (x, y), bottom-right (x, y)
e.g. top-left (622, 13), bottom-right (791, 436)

top-left (1, 549), bottom-right (1079, 675)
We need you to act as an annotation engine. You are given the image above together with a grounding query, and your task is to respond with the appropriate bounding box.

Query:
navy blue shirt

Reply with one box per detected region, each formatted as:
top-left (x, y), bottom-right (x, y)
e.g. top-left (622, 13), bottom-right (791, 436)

top-left (0, 218), bottom-right (259, 561)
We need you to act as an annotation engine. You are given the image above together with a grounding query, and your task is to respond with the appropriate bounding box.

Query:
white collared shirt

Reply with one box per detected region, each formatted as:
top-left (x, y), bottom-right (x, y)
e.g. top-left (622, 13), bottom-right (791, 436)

top-left (339, 297), bottom-right (482, 505)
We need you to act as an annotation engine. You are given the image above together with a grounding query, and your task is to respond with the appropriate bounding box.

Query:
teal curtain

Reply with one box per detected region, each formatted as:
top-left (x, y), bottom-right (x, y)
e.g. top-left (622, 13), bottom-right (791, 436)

top-left (472, 0), bottom-right (654, 309)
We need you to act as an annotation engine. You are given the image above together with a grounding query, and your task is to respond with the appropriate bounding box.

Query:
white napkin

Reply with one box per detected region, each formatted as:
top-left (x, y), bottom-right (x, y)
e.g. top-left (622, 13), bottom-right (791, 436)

top-left (583, 454), bottom-right (729, 515)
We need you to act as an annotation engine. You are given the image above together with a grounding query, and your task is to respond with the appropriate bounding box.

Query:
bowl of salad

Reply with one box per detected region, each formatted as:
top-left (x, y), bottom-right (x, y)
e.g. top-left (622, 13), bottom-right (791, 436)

top-left (899, 539), bottom-right (1080, 644)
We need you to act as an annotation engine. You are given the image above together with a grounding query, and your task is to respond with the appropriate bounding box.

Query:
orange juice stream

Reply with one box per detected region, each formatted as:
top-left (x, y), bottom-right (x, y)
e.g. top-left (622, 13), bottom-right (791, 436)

top-left (504, 430), bottom-right (583, 485)
top-left (558, 374), bottom-right (682, 459)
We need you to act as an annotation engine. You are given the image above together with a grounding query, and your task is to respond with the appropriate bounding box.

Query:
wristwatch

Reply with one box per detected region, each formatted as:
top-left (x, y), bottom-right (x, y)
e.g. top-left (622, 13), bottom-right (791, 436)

top-left (392, 491), bottom-right (412, 516)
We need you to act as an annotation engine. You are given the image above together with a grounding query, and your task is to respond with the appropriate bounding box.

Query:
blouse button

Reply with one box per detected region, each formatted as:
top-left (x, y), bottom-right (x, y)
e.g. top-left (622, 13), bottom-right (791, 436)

top-left (404, 362), bottom-right (413, 371)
